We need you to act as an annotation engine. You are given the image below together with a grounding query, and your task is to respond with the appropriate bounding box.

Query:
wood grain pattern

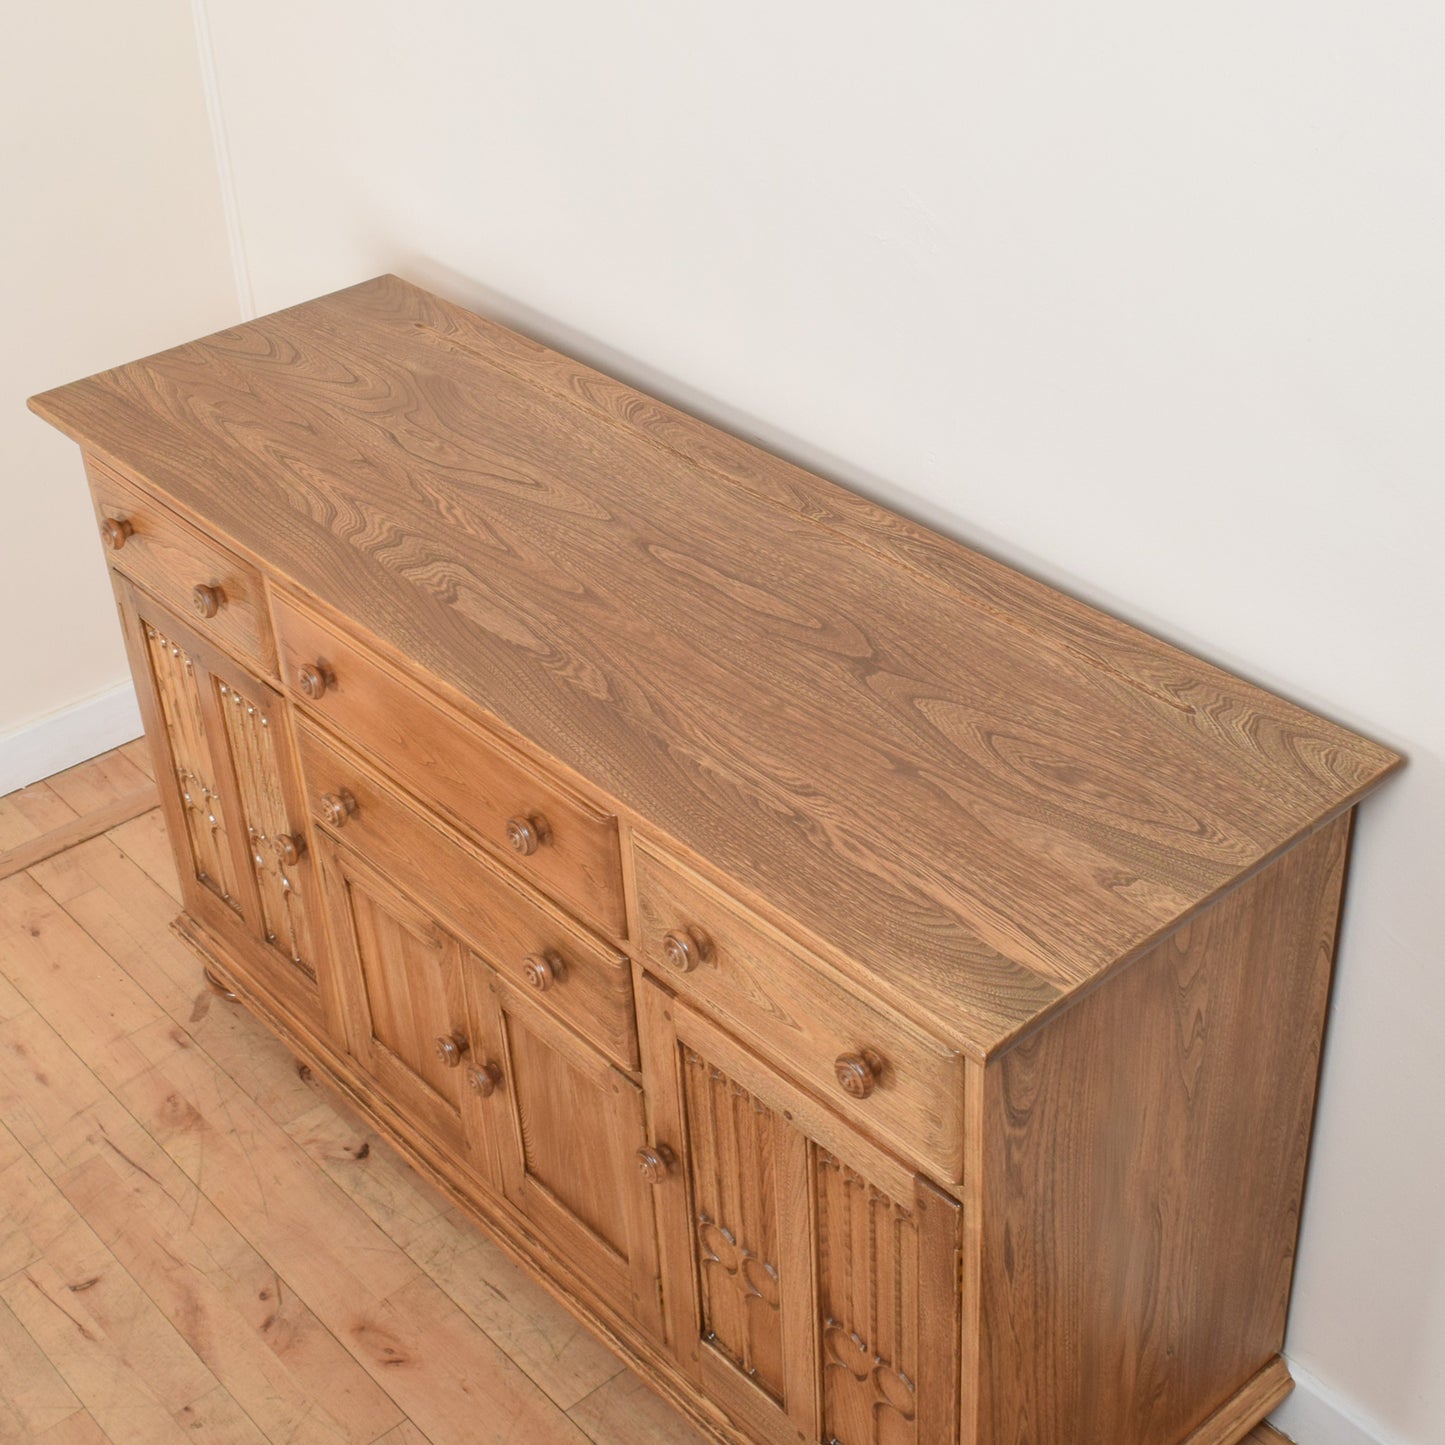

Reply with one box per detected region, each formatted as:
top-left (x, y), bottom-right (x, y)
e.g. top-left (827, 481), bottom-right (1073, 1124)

top-left (29, 275), bottom-right (1400, 1054)
top-left (1176, 1358), bottom-right (1293, 1444)
top-left (974, 816), bottom-right (1350, 1445)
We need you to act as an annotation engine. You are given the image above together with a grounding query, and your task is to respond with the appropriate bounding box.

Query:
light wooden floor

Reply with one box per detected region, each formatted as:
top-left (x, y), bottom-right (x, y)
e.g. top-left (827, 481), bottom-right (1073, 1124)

top-left (0, 744), bottom-right (709, 1444)
top-left (0, 745), bottom-right (1298, 1445)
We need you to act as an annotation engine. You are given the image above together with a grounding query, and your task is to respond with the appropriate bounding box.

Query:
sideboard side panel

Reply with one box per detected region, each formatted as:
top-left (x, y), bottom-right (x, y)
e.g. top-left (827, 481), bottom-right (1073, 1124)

top-left (974, 811), bottom-right (1352, 1445)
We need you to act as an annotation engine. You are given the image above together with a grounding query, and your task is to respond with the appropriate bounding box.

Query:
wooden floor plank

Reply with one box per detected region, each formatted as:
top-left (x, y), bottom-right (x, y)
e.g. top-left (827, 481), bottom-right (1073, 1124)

top-left (115, 1030), bottom-right (590, 1445)
top-left (59, 1149), bottom-right (398, 1445)
top-left (568, 1367), bottom-right (714, 1445)
top-left (60, 1097), bottom-right (406, 1445)
top-left (117, 738), bottom-right (154, 783)
top-left (0, 956), bottom-right (28, 1026)
top-left (0, 990), bottom-right (423, 1445)
top-left (285, 1101), bottom-right (627, 1412)
top-left (0, 1295), bottom-right (83, 1437)
top-left (4, 1256), bottom-right (208, 1445)
top-left (0, 783), bottom-right (79, 852)
top-left (27, 833), bottom-right (320, 1126)
top-left (0, 1114), bottom-right (263, 1445)
top-left (0, 871), bottom-right (167, 1098)
top-left (42, 750), bottom-right (151, 817)
top-left (371, 1423), bottom-right (434, 1445)
top-left (0, 960), bottom-right (406, 1445)
top-left (0, 793), bottom-right (158, 883)
top-left (31, 1407), bottom-right (110, 1443)
top-left (0, 1122), bottom-right (260, 1434)
top-left (103, 807), bottom-right (180, 903)
top-left (0, 1008), bottom-right (115, 1177)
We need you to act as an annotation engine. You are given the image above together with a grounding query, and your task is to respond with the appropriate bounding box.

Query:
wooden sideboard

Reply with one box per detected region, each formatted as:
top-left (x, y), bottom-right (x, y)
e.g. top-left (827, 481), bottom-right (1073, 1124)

top-left (30, 276), bottom-right (1399, 1445)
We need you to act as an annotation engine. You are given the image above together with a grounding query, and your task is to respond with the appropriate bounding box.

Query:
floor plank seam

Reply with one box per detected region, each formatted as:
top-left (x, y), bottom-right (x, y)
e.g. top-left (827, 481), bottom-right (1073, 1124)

top-left (0, 791), bottom-right (159, 883)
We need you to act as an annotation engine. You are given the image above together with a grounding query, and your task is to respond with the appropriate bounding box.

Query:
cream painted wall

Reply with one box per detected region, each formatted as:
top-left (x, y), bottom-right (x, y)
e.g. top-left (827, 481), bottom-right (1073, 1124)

top-left (36, 0), bottom-right (1445, 1437)
top-left (0, 1), bottom-right (237, 780)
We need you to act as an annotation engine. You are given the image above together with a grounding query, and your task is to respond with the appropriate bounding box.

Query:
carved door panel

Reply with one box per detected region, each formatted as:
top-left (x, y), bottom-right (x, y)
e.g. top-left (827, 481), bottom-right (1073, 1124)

top-left (316, 838), bottom-right (482, 1171)
top-left (811, 1153), bottom-right (960, 1445)
top-left (132, 611), bottom-right (245, 920)
top-left (639, 978), bottom-right (961, 1445)
top-left (466, 960), bottom-right (663, 1337)
top-left (118, 581), bottom-right (331, 1035)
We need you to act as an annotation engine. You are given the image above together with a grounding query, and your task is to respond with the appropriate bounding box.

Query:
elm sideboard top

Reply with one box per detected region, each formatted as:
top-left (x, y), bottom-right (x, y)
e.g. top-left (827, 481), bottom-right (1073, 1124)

top-left (30, 275), bottom-right (1399, 1058)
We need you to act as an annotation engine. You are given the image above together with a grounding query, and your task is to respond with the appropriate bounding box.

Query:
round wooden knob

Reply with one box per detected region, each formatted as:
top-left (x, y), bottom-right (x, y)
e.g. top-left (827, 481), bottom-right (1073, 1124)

top-left (636, 1145), bottom-right (674, 1184)
top-left (191, 583), bottom-right (225, 619)
top-left (273, 832), bottom-right (306, 866)
top-left (434, 1032), bottom-right (470, 1069)
top-left (296, 662), bottom-right (334, 701)
top-left (834, 1050), bottom-right (884, 1100)
top-left (320, 790), bottom-right (357, 828)
top-left (662, 927), bottom-right (712, 973)
top-left (100, 517), bottom-right (134, 550)
top-left (505, 814), bottom-right (550, 856)
top-left (467, 1061), bottom-right (503, 1097)
top-left (523, 951), bottom-right (564, 992)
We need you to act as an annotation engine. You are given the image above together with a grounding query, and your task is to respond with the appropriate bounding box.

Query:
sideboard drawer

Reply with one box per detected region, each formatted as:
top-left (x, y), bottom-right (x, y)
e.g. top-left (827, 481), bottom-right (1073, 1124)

top-left (633, 839), bottom-right (966, 1181)
top-left (274, 593), bottom-right (625, 936)
top-left (297, 719), bottom-right (638, 1070)
top-left (87, 460), bottom-right (274, 673)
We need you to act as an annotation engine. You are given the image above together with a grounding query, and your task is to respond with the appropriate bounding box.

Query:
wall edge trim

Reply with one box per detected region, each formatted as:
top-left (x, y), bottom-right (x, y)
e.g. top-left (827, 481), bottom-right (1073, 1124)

top-left (0, 682), bottom-right (142, 797)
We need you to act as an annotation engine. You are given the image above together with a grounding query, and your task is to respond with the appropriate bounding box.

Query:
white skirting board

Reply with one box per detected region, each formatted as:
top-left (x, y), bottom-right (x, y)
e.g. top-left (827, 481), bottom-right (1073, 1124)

top-left (1272, 1361), bottom-right (1401, 1445)
top-left (0, 682), bottom-right (142, 797)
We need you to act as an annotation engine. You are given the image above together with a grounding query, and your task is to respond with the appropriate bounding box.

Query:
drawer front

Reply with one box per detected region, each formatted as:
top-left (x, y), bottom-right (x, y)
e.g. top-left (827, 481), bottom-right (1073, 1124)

top-left (634, 840), bottom-right (966, 1181)
top-left (88, 460), bottom-right (274, 673)
top-left (274, 593), bottom-right (625, 936)
top-left (298, 720), bottom-right (638, 1069)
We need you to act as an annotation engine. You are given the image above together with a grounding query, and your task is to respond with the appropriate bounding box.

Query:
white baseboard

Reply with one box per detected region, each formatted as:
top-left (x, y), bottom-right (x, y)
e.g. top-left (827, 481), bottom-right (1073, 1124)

top-left (0, 682), bottom-right (142, 797)
top-left (1271, 1360), bottom-right (1400, 1445)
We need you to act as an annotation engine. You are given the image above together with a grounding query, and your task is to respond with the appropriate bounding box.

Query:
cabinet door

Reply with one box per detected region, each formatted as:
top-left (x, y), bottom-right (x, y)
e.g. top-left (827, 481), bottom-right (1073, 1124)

top-left (639, 979), bottom-right (961, 1445)
top-left (468, 961), bottom-right (662, 1338)
top-left (120, 583), bottom-right (331, 1036)
top-left (316, 838), bottom-right (485, 1172)
top-left (133, 611), bottom-right (246, 920)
